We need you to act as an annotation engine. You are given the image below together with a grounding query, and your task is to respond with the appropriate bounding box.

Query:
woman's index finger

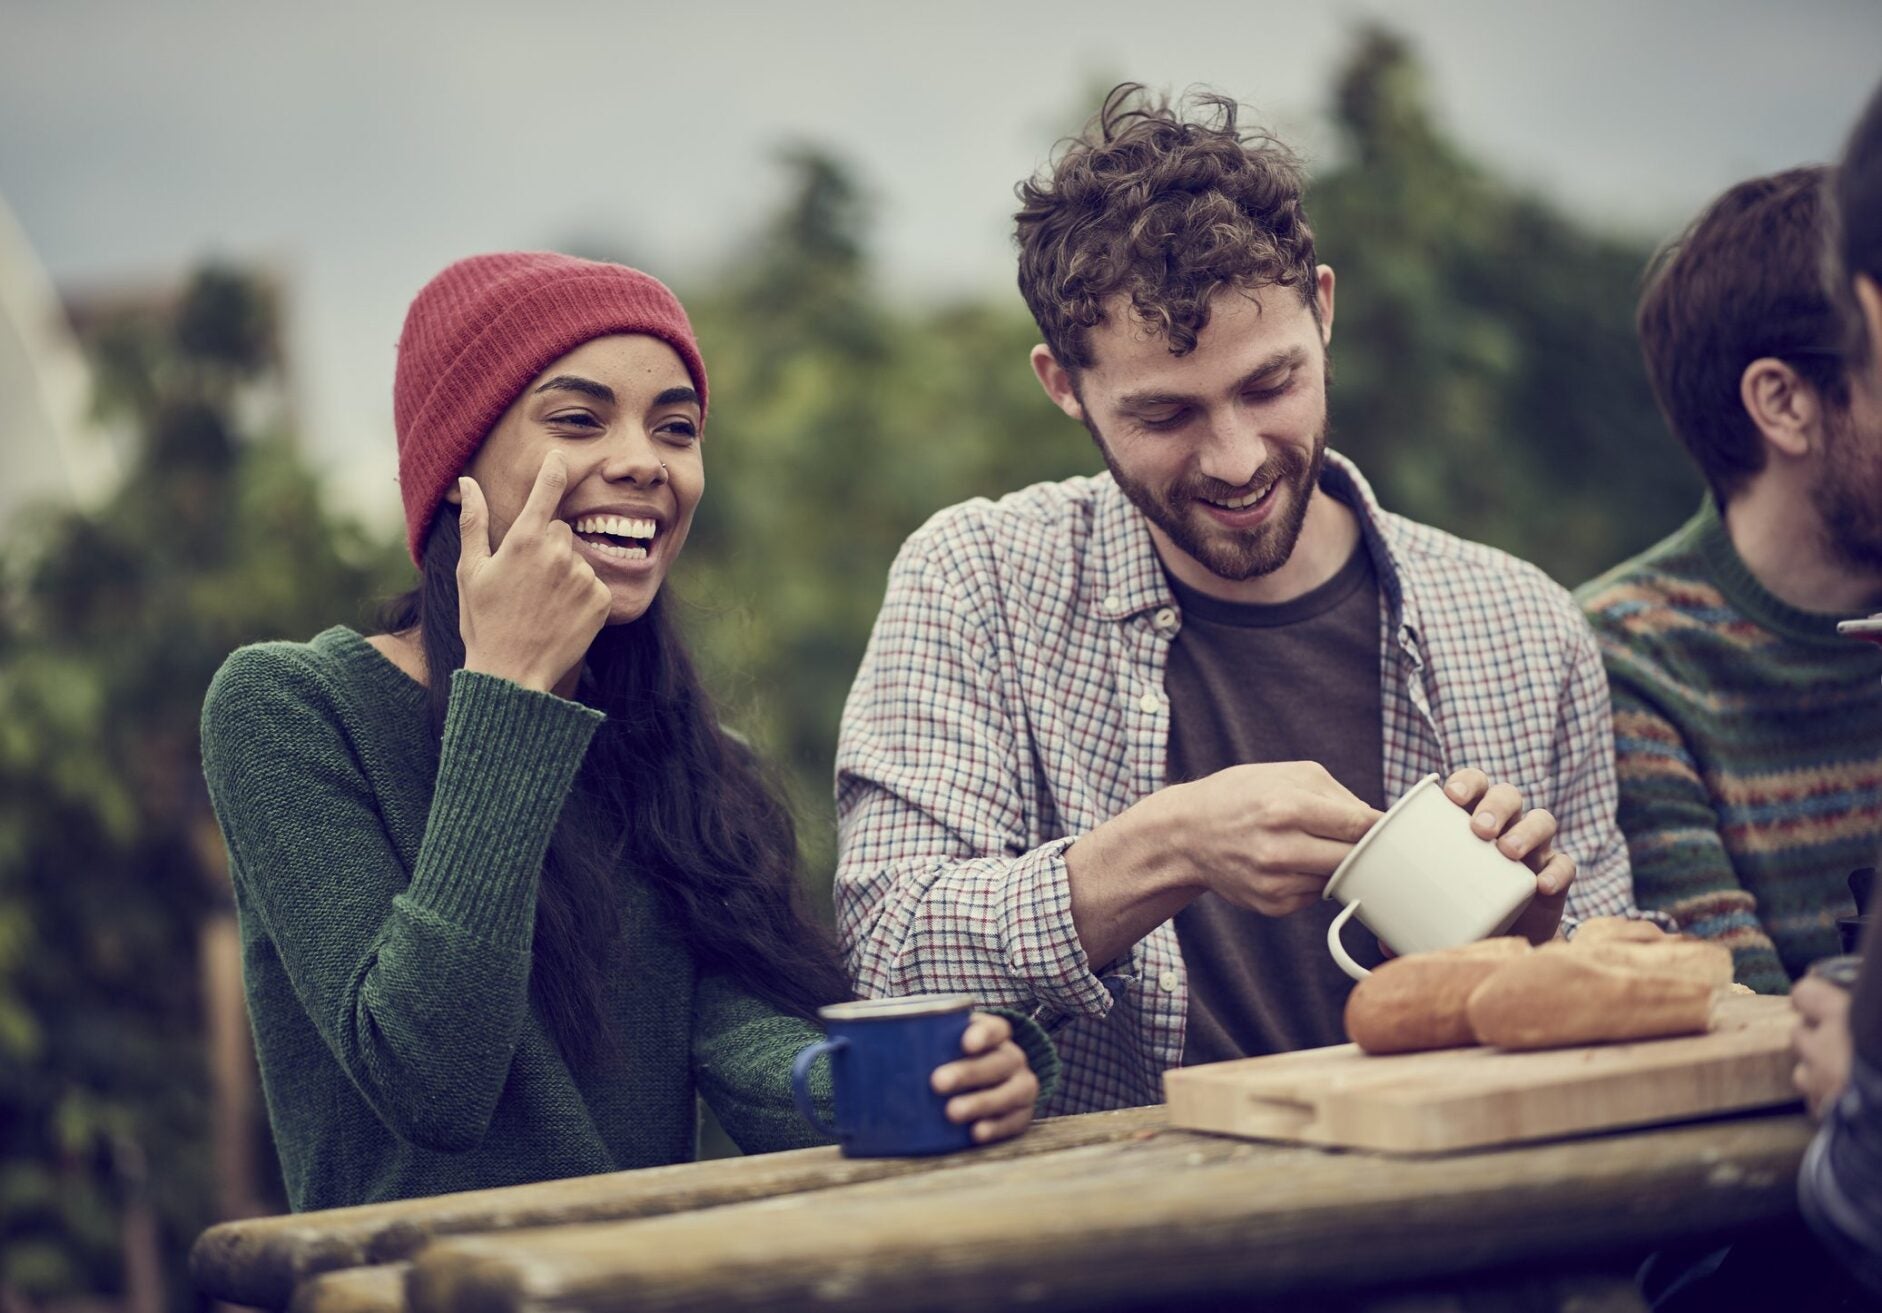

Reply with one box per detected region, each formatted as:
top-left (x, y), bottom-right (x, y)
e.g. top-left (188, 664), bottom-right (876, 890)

top-left (513, 450), bottom-right (569, 535)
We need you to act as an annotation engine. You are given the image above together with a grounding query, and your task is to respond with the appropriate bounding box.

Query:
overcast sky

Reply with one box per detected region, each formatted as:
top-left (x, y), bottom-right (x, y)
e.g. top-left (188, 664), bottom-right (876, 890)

top-left (3, 0), bottom-right (1878, 528)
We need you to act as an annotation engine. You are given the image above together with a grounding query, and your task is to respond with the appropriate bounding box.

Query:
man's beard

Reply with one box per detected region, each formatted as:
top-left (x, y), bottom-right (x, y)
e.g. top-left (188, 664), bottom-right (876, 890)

top-left (1086, 414), bottom-right (1330, 583)
top-left (1812, 402), bottom-right (1882, 573)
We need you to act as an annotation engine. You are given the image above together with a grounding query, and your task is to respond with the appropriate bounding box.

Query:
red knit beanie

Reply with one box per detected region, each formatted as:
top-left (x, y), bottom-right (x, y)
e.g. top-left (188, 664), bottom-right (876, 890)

top-left (393, 252), bottom-right (708, 563)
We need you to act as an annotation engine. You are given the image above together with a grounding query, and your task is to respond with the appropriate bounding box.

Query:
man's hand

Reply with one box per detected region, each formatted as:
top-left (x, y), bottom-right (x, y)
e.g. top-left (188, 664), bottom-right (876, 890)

top-left (1792, 975), bottom-right (1854, 1121)
top-left (1181, 761), bottom-right (1383, 916)
top-left (931, 1013), bottom-right (1040, 1145)
top-left (1068, 760), bottom-right (1380, 969)
top-left (1441, 768), bottom-right (1575, 944)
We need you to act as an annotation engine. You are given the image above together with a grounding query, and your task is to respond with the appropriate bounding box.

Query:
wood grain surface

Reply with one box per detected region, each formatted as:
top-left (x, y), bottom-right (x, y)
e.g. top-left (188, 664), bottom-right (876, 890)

top-left (286, 1263), bottom-right (407, 1313)
top-left (191, 1106), bottom-right (1160, 1307)
top-left (402, 1111), bottom-right (1811, 1313)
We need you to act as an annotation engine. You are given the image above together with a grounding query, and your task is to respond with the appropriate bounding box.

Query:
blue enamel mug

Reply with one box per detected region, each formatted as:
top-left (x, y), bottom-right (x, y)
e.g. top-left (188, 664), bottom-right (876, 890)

top-left (790, 994), bottom-right (977, 1158)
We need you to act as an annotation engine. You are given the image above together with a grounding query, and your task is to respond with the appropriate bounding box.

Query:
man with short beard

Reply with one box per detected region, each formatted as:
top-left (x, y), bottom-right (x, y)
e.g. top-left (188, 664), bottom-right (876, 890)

top-left (834, 86), bottom-right (1639, 1114)
top-left (1579, 165), bottom-right (1882, 996)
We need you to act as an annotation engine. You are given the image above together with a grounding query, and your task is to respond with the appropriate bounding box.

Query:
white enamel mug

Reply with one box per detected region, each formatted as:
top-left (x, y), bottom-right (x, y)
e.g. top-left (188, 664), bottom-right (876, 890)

top-left (1322, 773), bottom-right (1538, 981)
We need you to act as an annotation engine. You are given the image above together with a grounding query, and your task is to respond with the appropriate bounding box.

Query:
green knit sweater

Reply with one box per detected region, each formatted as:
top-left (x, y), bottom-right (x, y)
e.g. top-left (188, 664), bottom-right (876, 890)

top-left (1577, 504), bottom-right (1882, 993)
top-left (201, 627), bottom-right (1056, 1211)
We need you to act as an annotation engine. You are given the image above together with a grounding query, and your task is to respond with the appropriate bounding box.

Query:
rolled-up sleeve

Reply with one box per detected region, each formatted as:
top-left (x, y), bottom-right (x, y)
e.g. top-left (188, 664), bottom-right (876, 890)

top-left (835, 540), bottom-right (1112, 1023)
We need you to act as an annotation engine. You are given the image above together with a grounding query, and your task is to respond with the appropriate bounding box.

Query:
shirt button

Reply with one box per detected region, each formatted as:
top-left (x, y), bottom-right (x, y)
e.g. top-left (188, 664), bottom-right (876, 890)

top-left (1153, 607), bottom-right (1178, 631)
top-left (1102, 595), bottom-right (1122, 614)
top-left (1138, 691), bottom-right (1162, 714)
top-left (1158, 969), bottom-right (1179, 993)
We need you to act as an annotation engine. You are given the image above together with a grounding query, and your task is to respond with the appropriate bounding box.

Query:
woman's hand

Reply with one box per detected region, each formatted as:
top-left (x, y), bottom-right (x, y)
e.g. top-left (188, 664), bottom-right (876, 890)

top-left (1443, 768), bottom-right (1577, 944)
top-left (931, 1013), bottom-right (1040, 1145)
top-left (457, 451), bottom-right (612, 693)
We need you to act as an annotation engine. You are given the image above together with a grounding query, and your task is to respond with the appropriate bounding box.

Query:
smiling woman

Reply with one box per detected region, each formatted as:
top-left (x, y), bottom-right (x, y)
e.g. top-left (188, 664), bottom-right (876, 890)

top-left (449, 333), bottom-right (704, 641)
top-left (196, 252), bottom-right (1055, 1211)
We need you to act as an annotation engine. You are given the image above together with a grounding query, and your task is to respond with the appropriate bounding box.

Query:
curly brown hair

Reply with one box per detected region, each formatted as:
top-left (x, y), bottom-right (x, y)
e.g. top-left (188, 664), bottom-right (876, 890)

top-left (1014, 83), bottom-right (1320, 372)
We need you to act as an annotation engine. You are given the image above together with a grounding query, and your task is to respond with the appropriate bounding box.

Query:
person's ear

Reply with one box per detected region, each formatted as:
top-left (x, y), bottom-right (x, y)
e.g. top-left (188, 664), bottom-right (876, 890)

top-left (1314, 265), bottom-right (1336, 345)
top-left (1030, 345), bottom-right (1085, 422)
top-left (1739, 357), bottom-right (1821, 460)
top-left (443, 478), bottom-right (464, 505)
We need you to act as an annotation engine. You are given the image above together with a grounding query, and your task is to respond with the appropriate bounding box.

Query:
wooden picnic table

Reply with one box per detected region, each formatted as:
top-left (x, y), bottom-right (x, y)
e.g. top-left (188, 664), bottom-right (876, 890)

top-left (193, 1104), bottom-right (1813, 1313)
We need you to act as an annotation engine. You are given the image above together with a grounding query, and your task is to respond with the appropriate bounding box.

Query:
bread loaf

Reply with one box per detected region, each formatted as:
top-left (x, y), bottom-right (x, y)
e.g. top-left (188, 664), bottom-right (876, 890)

top-left (1430, 936), bottom-right (1536, 962)
top-left (1571, 917), bottom-right (1668, 944)
top-left (1465, 951), bottom-right (1716, 1050)
top-left (1555, 935), bottom-right (1733, 988)
top-left (1344, 938), bottom-right (1531, 1054)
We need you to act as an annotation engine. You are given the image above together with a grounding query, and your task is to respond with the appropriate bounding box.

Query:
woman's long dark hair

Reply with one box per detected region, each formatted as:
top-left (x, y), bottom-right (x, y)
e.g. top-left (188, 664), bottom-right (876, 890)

top-left (380, 505), bottom-right (852, 1067)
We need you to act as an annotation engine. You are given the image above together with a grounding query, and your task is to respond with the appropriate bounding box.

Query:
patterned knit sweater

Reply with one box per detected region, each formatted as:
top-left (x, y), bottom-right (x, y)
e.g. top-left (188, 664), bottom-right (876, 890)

top-left (1577, 503), bottom-right (1882, 993)
top-left (201, 627), bottom-right (1057, 1211)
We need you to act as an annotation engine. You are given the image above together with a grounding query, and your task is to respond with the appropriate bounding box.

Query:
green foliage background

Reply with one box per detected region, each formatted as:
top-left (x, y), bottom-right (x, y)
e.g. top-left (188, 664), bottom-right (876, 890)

top-left (0, 29), bottom-right (1699, 1308)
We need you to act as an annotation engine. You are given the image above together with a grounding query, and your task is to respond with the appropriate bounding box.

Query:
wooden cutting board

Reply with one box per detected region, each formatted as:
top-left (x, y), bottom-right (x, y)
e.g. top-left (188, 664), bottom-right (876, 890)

top-left (1163, 994), bottom-right (1800, 1154)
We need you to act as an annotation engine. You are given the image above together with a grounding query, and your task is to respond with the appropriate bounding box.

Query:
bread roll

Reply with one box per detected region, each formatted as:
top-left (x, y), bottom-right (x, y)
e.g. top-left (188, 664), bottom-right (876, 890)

top-left (1571, 917), bottom-right (1667, 944)
top-left (1345, 938), bottom-right (1531, 1054)
top-left (1556, 934), bottom-right (1734, 988)
top-left (1465, 951), bottom-right (1716, 1050)
top-left (1433, 936), bottom-right (1535, 962)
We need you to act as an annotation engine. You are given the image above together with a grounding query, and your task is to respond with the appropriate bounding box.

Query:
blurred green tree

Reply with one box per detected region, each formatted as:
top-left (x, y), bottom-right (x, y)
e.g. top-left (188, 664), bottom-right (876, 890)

top-left (0, 266), bottom-right (406, 1309)
top-left (1309, 25), bottom-right (1700, 580)
top-left (679, 148), bottom-right (1088, 900)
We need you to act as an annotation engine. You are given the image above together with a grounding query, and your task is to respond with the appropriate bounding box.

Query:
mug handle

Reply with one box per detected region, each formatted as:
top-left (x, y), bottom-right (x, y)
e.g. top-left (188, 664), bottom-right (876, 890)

top-left (1327, 899), bottom-right (1372, 982)
top-left (791, 1036), bottom-right (847, 1138)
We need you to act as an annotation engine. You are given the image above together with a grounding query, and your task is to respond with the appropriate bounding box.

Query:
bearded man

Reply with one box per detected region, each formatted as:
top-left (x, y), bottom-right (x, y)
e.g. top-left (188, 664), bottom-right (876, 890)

top-left (834, 85), bottom-right (1639, 1113)
top-left (1579, 165), bottom-right (1882, 995)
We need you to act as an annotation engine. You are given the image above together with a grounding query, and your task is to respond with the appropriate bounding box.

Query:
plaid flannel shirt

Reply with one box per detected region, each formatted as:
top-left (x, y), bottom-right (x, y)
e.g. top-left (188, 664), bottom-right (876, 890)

top-left (834, 453), bottom-right (1637, 1114)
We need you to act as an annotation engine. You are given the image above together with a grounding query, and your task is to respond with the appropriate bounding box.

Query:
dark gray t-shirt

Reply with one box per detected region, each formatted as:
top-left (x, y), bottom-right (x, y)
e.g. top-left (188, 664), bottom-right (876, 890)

top-left (1165, 541), bottom-right (1386, 1064)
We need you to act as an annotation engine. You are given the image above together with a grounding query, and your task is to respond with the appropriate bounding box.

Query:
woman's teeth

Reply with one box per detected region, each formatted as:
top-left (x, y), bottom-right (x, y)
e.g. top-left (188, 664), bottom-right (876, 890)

top-left (573, 514), bottom-right (655, 538)
top-left (587, 540), bottom-right (647, 561)
top-left (571, 514), bottom-right (654, 560)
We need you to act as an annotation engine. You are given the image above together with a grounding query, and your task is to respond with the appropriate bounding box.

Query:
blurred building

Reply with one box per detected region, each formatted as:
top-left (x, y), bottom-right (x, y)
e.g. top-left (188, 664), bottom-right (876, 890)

top-left (0, 193), bottom-right (118, 533)
top-left (2, 202), bottom-right (305, 550)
